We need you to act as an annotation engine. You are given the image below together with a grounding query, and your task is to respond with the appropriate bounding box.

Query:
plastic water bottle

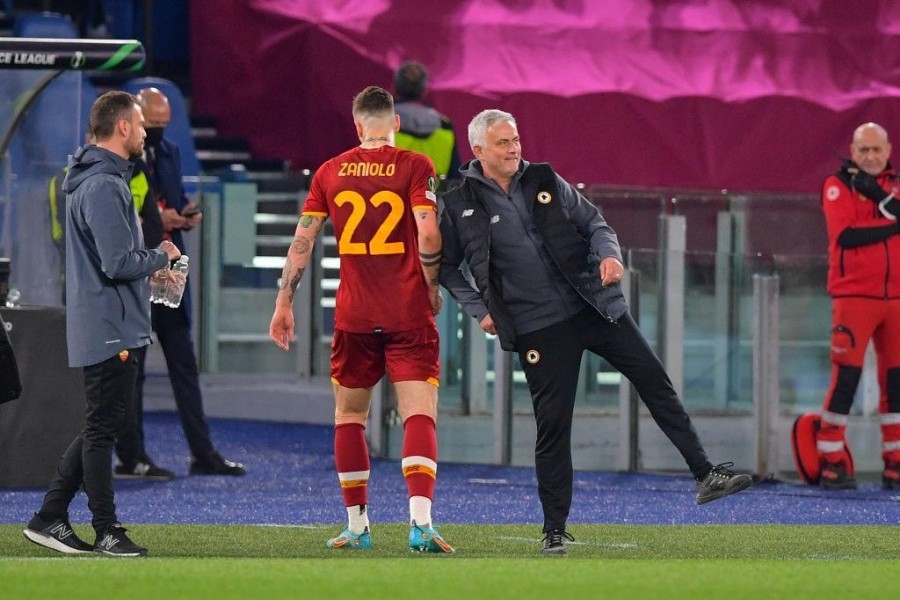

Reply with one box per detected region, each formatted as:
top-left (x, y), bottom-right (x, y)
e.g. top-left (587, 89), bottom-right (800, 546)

top-left (4, 286), bottom-right (20, 308)
top-left (163, 255), bottom-right (189, 308)
top-left (149, 265), bottom-right (169, 304)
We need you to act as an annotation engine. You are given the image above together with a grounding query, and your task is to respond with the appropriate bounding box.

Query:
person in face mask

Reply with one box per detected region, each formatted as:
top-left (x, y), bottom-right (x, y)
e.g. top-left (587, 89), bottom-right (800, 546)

top-left (113, 87), bottom-right (247, 481)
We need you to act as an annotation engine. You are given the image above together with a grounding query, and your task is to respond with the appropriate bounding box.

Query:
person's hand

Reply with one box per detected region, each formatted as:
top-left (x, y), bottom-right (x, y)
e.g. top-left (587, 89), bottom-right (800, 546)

top-left (269, 305), bottom-right (295, 351)
top-left (852, 170), bottom-right (891, 202)
top-left (429, 286), bottom-right (443, 316)
top-left (181, 203), bottom-right (203, 230)
top-left (600, 257), bottom-right (625, 286)
top-left (158, 240), bottom-right (181, 261)
top-left (166, 269), bottom-right (186, 284)
top-left (849, 169), bottom-right (900, 218)
top-left (480, 314), bottom-right (497, 335)
top-left (839, 159), bottom-right (858, 178)
top-left (161, 207), bottom-right (188, 232)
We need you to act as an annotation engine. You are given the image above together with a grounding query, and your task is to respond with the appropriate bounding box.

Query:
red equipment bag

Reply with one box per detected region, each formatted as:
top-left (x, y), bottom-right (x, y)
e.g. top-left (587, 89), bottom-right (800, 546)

top-left (790, 413), bottom-right (854, 484)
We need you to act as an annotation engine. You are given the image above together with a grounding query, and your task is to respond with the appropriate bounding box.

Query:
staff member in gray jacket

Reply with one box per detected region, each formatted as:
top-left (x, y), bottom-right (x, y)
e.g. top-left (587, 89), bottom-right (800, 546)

top-left (23, 91), bottom-right (180, 558)
top-left (439, 109), bottom-right (752, 556)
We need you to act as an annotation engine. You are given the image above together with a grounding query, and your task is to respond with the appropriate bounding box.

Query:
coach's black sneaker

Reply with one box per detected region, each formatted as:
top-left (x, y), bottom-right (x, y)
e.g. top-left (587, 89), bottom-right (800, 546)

top-left (94, 524), bottom-right (148, 557)
top-left (540, 529), bottom-right (574, 556)
top-left (695, 462), bottom-right (753, 504)
top-left (23, 514), bottom-right (94, 555)
top-left (114, 460), bottom-right (174, 481)
top-left (819, 461), bottom-right (857, 490)
top-left (190, 450), bottom-right (246, 476)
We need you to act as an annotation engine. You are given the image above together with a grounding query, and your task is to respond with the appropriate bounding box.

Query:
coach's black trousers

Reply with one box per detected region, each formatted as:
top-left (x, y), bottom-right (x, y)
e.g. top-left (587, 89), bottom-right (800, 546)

top-left (39, 351), bottom-right (138, 534)
top-left (515, 309), bottom-right (712, 533)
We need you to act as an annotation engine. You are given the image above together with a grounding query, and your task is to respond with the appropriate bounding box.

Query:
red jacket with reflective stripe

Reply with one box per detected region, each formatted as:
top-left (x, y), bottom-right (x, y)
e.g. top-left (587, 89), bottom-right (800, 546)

top-left (822, 168), bottom-right (900, 298)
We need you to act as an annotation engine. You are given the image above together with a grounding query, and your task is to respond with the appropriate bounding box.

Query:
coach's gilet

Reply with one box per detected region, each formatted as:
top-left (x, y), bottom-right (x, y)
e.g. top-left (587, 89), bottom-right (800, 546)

top-left (442, 162), bottom-right (627, 351)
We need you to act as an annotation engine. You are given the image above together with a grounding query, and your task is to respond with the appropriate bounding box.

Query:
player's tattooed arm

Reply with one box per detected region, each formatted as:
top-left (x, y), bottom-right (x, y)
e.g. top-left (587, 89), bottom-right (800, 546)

top-left (420, 248), bottom-right (443, 315)
top-left (292, 215), bottom-right (324, 253)
top-left (413, 206), bottom-right (441, 316)
top-left (419, 249), bottom-right (442, 266)
top-left (299, 214), bottom-right (316, 228)
top-left (279, 258), bottom-right (305, 304)
top-left (290, 235), bottom-right (311, 256)
top-left (298, 215), bottom-right (325, 238)
top-left (275, 215), bottom-right (324, 306)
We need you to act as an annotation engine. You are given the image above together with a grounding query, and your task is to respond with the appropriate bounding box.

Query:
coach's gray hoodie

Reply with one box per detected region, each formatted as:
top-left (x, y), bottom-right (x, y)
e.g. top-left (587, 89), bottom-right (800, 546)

top-left (63, 145), bottom-right (168, 368)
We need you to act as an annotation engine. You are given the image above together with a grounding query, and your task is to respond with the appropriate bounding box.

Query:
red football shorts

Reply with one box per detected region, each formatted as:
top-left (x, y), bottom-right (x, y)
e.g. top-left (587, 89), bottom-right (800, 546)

top-left (331, 324), bottom-right (440, 389)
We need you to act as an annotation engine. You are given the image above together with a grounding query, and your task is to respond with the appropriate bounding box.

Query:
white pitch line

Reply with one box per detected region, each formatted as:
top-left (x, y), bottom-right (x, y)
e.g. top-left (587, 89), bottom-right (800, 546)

top-left (0, 556), bottom-right (102, 561)
top-left (496, 535), bottom-right (639, 549)
top-left (253, 524), bottom-right (331, 529)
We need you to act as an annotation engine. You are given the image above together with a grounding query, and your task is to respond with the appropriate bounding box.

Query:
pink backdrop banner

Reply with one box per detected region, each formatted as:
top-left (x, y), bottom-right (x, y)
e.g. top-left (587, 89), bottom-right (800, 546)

top-left (191, 0), bottom-right (900, 193)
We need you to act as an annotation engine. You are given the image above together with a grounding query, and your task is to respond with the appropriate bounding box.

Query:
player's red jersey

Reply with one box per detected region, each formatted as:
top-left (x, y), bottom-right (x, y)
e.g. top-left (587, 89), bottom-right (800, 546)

top-left (302, 145), bottom-right (438, 333)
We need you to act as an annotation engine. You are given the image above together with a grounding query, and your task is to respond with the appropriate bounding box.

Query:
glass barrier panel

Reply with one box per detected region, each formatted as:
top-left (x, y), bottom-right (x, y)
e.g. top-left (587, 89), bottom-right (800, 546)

top-left (772, 253), bottom-right (830, 412)
top-left (729, 193), bottom-right (825, 256)
top-left (586, 188), bottom-right (664, 251)
top-left (1, 69), bottom-right (92, 306)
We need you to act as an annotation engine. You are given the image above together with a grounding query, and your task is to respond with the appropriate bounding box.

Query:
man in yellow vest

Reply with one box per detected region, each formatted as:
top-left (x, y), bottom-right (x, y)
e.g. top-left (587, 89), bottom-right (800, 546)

top-left (394, 61), bottom-right (461, 185)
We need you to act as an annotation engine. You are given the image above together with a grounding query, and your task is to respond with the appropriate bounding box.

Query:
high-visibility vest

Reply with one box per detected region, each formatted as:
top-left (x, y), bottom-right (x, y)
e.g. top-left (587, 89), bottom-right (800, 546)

top-left (130, 170), bottom-right (150, 214)
top-left (395, 127), bottom-right (456, 178)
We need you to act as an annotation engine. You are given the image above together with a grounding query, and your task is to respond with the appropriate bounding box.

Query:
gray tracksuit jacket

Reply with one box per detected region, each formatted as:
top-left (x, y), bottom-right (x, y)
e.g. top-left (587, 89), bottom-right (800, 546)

top-left (63, 145), bottom-right (169, 367)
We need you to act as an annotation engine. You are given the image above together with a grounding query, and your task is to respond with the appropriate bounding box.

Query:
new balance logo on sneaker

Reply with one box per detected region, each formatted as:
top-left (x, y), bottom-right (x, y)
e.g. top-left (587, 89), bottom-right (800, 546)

top-left (695, 462), bottom-right (753, 504)
top-left (93, 524), bottom-right (148, 557)
top-left (23, 514), bottom-right (93, 555)
top-left (97, 534), bottom-right (118, 551)
top-left (51, 522), bottom-right (74, 540)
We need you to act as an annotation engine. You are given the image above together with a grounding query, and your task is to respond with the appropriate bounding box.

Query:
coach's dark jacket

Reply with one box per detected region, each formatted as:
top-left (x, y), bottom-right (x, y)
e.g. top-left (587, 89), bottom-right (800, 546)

top-left (440, 160), bottom-right (627, 350)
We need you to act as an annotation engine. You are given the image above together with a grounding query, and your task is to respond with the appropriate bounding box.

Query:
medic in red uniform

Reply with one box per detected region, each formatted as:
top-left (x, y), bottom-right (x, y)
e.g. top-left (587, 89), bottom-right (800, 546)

top-left (819, 121), bottom-right (900, 490)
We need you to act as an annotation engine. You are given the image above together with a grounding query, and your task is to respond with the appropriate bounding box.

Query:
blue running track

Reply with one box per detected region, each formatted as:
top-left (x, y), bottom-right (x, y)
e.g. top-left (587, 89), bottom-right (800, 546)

top-left (1, 414), bottom-right (898, 528)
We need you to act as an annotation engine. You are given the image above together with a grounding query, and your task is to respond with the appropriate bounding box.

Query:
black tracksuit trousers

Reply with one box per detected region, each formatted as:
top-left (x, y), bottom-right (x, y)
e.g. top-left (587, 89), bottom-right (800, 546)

top-left (515, 309), bottom-right (712, 533)
top-left (39, 351), bottom-right (138, 534)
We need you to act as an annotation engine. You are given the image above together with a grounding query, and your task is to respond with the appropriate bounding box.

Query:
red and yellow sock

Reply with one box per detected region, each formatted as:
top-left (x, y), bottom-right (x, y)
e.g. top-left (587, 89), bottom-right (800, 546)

top-left (402, 414), bottom-right (437, 525)
top-left (335, 423), bottom-right (370, 509)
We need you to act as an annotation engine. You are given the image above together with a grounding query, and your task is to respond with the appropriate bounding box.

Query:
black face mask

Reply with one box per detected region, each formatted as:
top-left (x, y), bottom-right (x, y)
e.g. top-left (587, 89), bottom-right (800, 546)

top-left (144, 126), bottom-right (165, 147)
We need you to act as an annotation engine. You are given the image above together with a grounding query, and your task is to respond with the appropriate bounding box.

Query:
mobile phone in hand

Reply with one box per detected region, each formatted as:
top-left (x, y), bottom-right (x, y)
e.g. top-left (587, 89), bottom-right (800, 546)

top-left (182, 207), bottom-right (201, 217)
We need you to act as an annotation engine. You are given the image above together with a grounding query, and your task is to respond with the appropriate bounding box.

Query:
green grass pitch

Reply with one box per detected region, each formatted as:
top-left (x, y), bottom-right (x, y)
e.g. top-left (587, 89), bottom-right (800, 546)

top-left (1, 524), bottom-right (898, 599)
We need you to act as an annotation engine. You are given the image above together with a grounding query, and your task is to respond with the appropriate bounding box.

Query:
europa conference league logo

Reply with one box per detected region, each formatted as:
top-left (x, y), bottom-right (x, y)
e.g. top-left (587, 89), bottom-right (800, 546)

top-left (70, 51), bottom-right (86, 69)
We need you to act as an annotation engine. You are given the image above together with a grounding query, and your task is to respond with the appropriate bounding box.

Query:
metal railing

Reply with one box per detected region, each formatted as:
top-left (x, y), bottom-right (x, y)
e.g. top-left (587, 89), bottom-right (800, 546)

top-left (191, 182), bottom-right (887, 474)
